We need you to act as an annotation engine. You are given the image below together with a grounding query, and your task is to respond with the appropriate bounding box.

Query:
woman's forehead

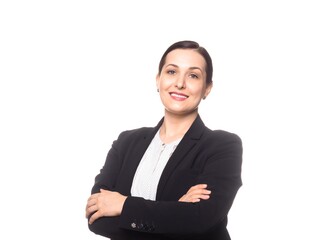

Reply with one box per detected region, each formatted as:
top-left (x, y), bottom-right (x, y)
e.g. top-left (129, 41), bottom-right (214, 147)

top-left (165, 49), bottom-right (206, 70)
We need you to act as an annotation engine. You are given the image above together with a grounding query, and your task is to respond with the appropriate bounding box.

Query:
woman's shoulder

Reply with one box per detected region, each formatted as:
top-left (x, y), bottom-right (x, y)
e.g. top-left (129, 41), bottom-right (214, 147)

top-left (205, 127), bottom-right (242, 145)
top-left (195, 115), bottom-right (241, 143)
top-left (109, 126), bottom-right (155, 148)
top-left (118, 126), bottom-right (154, 139)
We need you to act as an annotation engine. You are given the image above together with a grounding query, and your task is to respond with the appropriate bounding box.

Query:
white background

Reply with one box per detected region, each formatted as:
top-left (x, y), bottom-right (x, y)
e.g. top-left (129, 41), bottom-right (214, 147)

top-left (1, 1), bottom-right (335, 239)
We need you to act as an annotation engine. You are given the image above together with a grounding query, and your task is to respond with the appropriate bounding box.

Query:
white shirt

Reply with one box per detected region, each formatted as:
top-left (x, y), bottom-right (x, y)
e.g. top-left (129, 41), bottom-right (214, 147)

top-left (131, 130), bottom-right (181, 200)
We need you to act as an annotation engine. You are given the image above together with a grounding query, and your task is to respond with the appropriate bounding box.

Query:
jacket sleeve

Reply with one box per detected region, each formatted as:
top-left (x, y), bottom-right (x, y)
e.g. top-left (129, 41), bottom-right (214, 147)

top-left (88, 129), bottom-right (157, 239)
top-left (88, 134), bottom-right (125, 237)
top-left (90, 139), bottom-right (123, 194)
top-left (118, 133), bottom-right (243, 235)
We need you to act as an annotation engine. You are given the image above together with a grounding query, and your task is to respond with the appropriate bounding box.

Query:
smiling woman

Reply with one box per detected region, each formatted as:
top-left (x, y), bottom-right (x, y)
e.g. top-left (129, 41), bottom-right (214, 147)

top-left (85, 40), bottom-right (243, 240)
top-left (156, 48), bottom-right (212, 118)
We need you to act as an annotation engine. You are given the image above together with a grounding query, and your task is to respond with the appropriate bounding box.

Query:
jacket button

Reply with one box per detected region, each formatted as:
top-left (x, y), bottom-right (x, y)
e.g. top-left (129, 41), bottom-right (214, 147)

top-left (131, 223), bottom-right (136, 229)
top-left (139, 223), bottom-right (144, 230)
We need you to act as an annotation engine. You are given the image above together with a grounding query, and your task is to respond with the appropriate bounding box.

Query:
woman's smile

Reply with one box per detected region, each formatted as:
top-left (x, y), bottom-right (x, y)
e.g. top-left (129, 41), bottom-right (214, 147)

top-left (169, 91), bottom-right (189, 101)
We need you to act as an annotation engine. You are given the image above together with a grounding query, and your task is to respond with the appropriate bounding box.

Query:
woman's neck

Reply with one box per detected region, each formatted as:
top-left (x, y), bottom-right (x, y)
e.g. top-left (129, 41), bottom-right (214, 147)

top-left (159, 111), bottom-right (198, 144)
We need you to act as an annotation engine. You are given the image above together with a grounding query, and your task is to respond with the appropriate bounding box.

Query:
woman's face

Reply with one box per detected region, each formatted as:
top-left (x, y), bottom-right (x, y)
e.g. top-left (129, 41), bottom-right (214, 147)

top-left (156, 49), bottom-right (212, 116)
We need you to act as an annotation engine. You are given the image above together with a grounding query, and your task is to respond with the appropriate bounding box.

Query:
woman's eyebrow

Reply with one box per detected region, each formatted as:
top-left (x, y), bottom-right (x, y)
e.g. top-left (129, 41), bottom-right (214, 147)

top-left (165, 64), bottom-right (178, 68)
top-left (165, 64), bottom-right (202, 71)
top-left (189, 66), bottom-right (202, 71)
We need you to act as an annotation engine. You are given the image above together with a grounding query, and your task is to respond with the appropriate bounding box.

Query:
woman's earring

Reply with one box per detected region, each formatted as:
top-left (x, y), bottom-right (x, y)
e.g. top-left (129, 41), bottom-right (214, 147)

top-left (157, 89), bottom-right (159, 92)
top-left (203, 96), bottom-right (206, 100)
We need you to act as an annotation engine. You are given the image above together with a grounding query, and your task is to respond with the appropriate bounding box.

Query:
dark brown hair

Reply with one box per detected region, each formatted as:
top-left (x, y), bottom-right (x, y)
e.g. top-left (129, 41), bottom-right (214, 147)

top-left (158, 40), bottom-right (213, 85)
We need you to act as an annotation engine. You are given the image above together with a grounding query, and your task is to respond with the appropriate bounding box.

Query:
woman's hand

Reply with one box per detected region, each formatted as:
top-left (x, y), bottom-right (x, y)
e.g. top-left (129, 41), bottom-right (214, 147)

top-left (86, 189), bottom-right (127, 224)
top-left (179, 184), bottom-right (211, 203)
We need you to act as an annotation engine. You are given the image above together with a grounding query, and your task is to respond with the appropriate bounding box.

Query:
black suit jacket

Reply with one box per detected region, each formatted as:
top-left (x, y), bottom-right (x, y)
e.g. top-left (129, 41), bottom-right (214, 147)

top-left (88, 115), bottom-right (243, 240)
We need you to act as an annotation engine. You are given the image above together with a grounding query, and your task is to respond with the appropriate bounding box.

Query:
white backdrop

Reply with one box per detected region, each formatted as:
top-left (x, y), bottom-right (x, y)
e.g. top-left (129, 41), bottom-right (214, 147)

top-left (1, 1), bottom-right (335, 239)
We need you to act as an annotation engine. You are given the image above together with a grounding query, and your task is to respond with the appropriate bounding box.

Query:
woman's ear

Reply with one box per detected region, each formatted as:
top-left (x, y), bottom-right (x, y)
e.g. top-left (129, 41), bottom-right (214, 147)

top-left (203, 82), bottom-right (213, 99)
top-left (156, 74), bottom-right (160, 91)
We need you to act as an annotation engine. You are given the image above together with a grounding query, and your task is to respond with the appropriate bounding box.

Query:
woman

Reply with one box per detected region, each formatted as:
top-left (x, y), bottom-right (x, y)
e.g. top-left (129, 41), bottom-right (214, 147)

top-left (86, 40), bottom-right (243, 240)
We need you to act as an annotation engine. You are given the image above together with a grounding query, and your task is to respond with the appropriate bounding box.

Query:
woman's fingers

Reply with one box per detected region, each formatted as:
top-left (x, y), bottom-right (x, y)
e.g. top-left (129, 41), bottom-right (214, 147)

top-left (179, 184), bottom-right (211, 202)
top-left (85, 189), bottom-right (127, 224)
top-left (85, 195), bottom-right (98, 218)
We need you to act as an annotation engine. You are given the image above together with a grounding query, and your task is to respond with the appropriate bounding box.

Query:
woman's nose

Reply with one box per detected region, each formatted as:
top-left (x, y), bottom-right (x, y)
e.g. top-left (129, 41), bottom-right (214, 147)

top-left (175, 76), bottom-right (186, 90)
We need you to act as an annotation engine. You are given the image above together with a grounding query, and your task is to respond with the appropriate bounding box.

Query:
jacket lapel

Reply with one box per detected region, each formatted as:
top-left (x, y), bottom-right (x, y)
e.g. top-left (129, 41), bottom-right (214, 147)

top-left (155, 115), bottom-right (206, 199)
top-left (119, 118), bottom-right (163, 195)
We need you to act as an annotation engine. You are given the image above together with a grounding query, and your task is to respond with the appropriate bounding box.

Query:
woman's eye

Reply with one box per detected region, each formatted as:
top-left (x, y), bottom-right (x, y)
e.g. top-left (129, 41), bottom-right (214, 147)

top-left (190, 73), bottom-right (199, 79)
top-left (167, 70), bottom-right (175, 75)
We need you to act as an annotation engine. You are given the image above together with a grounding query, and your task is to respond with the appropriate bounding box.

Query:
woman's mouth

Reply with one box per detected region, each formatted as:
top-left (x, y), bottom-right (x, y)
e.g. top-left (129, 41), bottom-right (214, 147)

top-left (170, 92), bottom-right (188, 101)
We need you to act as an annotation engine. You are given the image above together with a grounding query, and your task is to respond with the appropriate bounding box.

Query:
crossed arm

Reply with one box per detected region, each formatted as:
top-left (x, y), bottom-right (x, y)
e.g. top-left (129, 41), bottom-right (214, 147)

top-left (86, 184), bottom-right (211, 224)
top-left (85, 130), bottom-right (242, 237)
